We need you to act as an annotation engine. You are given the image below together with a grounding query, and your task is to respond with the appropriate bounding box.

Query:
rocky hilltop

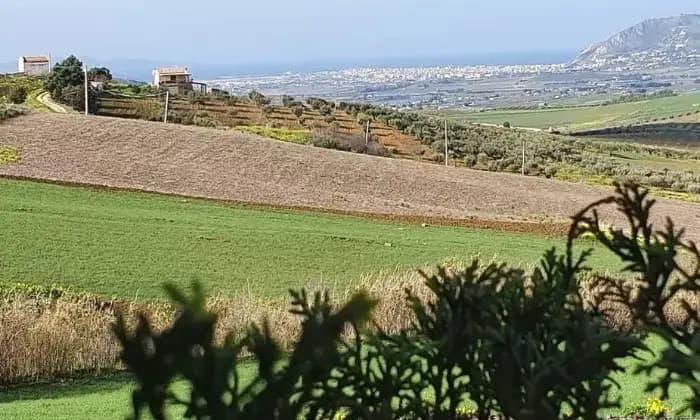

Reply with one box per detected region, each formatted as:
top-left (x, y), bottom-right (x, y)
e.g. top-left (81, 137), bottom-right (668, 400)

top-left (570, 14), bottom-right (700, 70)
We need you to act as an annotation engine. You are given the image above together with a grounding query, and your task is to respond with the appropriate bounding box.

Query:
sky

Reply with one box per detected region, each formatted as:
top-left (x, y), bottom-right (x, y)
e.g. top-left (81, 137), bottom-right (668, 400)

top-left (2, 0), bottom-right (699, 70)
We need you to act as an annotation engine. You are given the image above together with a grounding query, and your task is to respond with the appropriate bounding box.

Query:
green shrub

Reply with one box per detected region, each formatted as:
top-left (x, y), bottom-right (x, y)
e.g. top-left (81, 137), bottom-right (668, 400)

top-left (621, 398), bottom-right (670, 419)
top-left (291, 105), bottom-right (304, 119)
top-left (0, 104), bottom-right (27, 122)
top-left (249, 90), bottom-right (270, 106)
top-left (0, 146), bottom-right (20, 164)
top-left (0, 282), bottom-right (66, 299)
top-left (309, 128), bottom-right (391, 157)
top-left (8, 86), bottom-right (27, 104)
top-left (120, 185), bottom-right (700, 420)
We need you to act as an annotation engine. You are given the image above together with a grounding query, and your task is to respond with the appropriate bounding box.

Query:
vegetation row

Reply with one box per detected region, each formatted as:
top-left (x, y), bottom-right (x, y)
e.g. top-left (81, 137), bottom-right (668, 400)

top-left (108, 185), bottom-right (700, 419)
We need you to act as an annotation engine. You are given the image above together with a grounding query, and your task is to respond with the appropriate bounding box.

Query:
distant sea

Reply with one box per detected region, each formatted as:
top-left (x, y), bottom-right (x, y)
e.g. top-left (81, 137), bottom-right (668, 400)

top-left (0, 51), bottom-right (575, 82)
top-left (210, 51), bottom-right (576, 79)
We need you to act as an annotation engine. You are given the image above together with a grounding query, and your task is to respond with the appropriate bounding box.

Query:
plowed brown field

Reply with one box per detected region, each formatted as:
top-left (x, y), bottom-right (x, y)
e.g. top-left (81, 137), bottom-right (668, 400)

top-left (1, 113), bottom-right (699, 239)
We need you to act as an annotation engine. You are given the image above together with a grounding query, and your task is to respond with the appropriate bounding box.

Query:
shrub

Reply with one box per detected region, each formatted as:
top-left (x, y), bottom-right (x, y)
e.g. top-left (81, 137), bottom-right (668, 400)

top-left (119, 185), bottom-right (694, 420)
top-left (0, 146), bottom-right (20, 164)
top-left (281, 95), bottom-right (294, 107)
top-left (309, 129), bottom-right (391, 157)
top-left (248, 90), bottom-right (270, 106)
top-left (291, 105), bottom-right (304, 119)
top-left (58, 85), bottom-right (97, 113)
top-left (0, 104), bottom-right (27, 122)
top-left (621, 398), bottom-right (670, 419)
top-left (8, 87), bottom-right (27, 104)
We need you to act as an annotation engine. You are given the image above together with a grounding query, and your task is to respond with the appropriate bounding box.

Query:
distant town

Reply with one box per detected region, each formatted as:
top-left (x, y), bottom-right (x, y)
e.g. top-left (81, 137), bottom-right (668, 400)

top-left (202, 62), bottom-right (700, 110)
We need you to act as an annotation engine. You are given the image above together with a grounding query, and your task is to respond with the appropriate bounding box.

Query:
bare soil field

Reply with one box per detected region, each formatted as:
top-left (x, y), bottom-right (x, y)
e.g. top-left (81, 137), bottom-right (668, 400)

top-left (1, 113), bottom-right (699, 239)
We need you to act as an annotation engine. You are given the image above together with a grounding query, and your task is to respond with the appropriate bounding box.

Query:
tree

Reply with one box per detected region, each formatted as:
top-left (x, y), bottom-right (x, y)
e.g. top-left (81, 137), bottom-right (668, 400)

top-left (45, 55), bottom-right (84, 99)
top-left (291, 105), bottom-right (304, 119)
top-left (248, 90), bottom-right (270, 106)
top-left (87, 67), bottom-right (112, 82)
top-left (8, 87), bottom-right (27, 104)
top-left (319, 105), bottom-right (333, 116)
top-left (503, 121), bottom-right (511, 128)
top-left (281, 95), bottom-right (294, 107)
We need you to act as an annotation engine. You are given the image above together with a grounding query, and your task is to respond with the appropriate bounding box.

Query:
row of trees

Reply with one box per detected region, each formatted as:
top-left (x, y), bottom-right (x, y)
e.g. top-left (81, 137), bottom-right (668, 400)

top-left (335, 102), bottom-right (700, 194)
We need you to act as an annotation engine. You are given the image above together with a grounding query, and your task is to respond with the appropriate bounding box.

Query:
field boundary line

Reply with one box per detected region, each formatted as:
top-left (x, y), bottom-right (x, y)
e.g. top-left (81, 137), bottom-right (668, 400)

top-left (0, 174), bottom-right (569, 237)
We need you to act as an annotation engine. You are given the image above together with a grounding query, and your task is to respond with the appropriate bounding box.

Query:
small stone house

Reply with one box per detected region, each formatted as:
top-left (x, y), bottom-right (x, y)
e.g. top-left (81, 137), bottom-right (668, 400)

top-left (18, 56), bottom-right (50, 77)
top-left (152, 67), bottom-right (193, 94)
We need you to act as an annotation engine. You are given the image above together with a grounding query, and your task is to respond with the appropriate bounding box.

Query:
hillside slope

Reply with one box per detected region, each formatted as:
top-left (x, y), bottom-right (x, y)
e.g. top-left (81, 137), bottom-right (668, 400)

top-left (1, 113), bottom-right (699, 238)
top-left (571, 14), bottom-right (700, 69)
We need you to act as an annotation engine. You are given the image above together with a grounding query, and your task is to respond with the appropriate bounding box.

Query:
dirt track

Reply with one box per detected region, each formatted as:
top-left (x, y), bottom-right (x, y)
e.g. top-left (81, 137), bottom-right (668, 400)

top-left (1, 113), bottom-right (699, 239)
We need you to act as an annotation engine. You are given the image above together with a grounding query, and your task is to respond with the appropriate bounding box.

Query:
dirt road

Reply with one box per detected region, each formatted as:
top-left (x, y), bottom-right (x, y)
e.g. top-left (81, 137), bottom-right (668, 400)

top-left (36, 92), bottom-right (70, 113)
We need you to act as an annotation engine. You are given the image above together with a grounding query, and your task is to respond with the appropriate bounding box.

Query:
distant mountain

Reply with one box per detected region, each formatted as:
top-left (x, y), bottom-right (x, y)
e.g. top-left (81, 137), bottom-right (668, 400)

top-left (570, 14), bottom-right (700, 70)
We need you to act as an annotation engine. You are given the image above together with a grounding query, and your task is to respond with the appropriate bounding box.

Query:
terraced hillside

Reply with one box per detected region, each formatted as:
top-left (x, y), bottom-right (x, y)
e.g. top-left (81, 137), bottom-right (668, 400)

top-left (94, 94), bottom-right (436, 160)
top-left (1, 113), bottom-right (700, 240)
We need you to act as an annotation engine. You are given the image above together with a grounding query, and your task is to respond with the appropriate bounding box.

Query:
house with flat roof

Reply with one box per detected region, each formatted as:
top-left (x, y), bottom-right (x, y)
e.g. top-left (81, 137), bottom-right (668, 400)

top-left (18, 55), bottom-right (50, 77)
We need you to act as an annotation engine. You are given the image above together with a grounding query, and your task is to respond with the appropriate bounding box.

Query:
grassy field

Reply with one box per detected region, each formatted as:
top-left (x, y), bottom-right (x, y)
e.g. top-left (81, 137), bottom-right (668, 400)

top-left (235, 125), bottom-right (309, 144)
top-left (0, 179), bottom-right (624, 300)
top-left (432, 92), bottom-right (700, 130)
top-left (0, 336), bottom-right (687, 419)
top-left (0, 367), bottom-right (256, 420)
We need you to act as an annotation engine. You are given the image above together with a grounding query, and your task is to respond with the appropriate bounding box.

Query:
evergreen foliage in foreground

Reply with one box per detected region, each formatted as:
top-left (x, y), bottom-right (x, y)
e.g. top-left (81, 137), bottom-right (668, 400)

top-left (116, 184), bottom-right (700, 419)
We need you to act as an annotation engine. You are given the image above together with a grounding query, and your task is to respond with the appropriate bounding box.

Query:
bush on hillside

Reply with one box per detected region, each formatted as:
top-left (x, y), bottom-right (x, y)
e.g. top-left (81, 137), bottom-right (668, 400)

top-left (291, 105), bottom-right (304, 119)
top-left (0, 104), bottom-right (27, 122)
top-left (306, 97), bottom-right (333, 110)
top-left (117, 184), bottom-right (700, 419)
top-left (309, 128), bottom-right (391, 157)
top-left (281, 95), bottom-right (295, 107)
top-left (58, 85), bottom-right (97, 113)
top-left (8, 87), bottom-right (27, 104)
top-left (249, 90), bottom-right (270, 106)
top-left (319, 104), bottom-right (333, 116)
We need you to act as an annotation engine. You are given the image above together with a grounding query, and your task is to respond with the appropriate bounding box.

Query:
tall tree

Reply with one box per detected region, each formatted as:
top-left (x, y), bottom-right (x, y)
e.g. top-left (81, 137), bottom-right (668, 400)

top-left (45, 55), bottom-right (84, 99)
top-left (87, 67), bottom-right (113, 82)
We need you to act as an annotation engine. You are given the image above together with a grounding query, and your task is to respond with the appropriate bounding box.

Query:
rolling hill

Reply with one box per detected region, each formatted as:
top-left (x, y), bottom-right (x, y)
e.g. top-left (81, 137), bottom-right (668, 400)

top-left (1, 113), bottom-right (700, 240)
top-left (571, 14), bottom-right (700, 70)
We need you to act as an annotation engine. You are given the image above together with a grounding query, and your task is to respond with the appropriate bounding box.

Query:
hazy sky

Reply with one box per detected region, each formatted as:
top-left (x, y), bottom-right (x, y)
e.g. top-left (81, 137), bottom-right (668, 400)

top-left (2, 0), bottom-right (699, 65)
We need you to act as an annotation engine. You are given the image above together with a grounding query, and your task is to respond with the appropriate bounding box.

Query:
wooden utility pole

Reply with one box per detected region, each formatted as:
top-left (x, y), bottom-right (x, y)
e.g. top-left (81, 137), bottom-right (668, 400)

top-left (83, 64), bottom-right (89, 116)
top-left (444, 120), bottom-right (449, 167)
top-left (163, 91), bottom-right (170, 123)
top-left (521, 137), bottom-right (526, 176)
top-left (365, 121), bottom-right (370, 145)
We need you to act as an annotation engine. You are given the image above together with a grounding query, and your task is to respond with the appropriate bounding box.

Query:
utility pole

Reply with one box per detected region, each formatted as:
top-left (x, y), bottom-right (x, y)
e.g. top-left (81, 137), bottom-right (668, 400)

top-left (521, 136), bottom-right (526, 176)
top-left (444, 120), bottom-right (449, 167)
top-left (163, 90), bottom-right (170, 123)
top-left (365, 120), bottom-right (370, 145)
top-left (83, 64), bottom-right (89, 116)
